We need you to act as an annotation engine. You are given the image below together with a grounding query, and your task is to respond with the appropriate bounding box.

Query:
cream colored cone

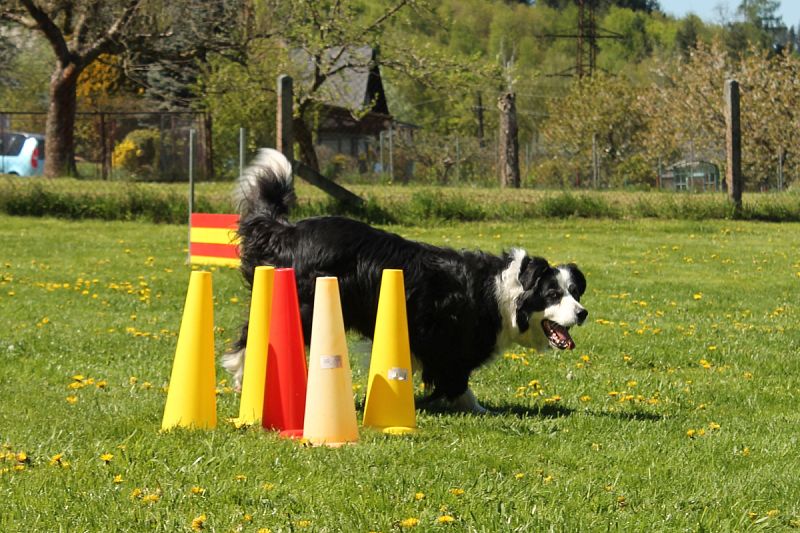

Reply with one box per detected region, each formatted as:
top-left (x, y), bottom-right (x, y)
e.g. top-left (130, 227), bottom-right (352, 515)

top-left (363, 269), bottom-right (416, 434)
top-left (234, 266), bottom-right (275, 426)
top-left (302, 277), bottom-right (359, 446)
top-left (162, 271), bottom-right (217, 430)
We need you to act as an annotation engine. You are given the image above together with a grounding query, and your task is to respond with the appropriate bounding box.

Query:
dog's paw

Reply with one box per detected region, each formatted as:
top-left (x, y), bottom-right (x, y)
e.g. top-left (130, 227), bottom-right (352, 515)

top-left (221, 348), bottom-right (245, 391)
top-left (446, 388), bottom-right (490, 415)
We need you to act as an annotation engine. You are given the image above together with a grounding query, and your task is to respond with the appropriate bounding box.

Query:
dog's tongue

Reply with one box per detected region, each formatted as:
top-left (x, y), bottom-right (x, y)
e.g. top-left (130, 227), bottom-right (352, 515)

top-left (542, 319), bottom-right (575, 350)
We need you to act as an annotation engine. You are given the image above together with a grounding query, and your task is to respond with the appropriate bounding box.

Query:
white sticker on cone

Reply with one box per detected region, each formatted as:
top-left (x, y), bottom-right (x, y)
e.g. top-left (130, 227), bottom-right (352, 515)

top-left (320, 355), bottom-right (343, 369)
top-left (388, 367), bottom-right (409, 381)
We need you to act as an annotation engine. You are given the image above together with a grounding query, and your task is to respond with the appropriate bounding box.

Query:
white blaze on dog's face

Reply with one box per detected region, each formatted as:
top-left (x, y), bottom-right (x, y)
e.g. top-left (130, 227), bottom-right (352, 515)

top-left (497, 250), bottom-right (588, 351)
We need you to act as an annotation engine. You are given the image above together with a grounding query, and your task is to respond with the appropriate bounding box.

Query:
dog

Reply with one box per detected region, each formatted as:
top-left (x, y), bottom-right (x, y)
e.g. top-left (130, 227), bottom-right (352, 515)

top-left (222, 149), bottom-right (588, 413)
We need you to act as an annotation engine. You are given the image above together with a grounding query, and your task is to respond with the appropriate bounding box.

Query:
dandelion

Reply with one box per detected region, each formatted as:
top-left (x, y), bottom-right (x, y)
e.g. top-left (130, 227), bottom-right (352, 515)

top-left (438, 515), bottom-right (456, 524)
top-left (191, 486), bottom-right (206, 495)
top-left (16, 452), bottom-right (28, 464)
top-left (414, 491), bottom-right (425, 500)
top-left (699, 359), bottom-right (712, 369)
top-left (130, 488), bottom-right (142, 500)
top-left (448, 488), bottom-right (465, 496)
top-left (235, 474), bottom-right (247, 481)
top-left (693, 292), bottom-right (703, 300)
top-left (514, 473), bottom-right (525, 480)
top-left (100, 453), bottom-right (113, 464)
top-left (256, 529), bottom-right (272, 533)
top-left (580, 395), bottom-right (591, 402)
top-left (141, 493), bottom-right (160, 504)
top-left (191, 514), bottom-right (207, 531)
top-left (399, 518), bottom-right (420, 528)
top-left (49, 453), bottom-right (65, 466)
top-left (113, 474), bottom-right (123, 484)
top-left (262, 482), bottom-right (275, 491)
top-left (296, 520), bottom-right (311, 528)
top-left (767, 509), bottom-right (779, 518)
top-left (66, 395), bottom-right (78, 404)
top-left (709, 422), bottom-right (721, 431)
top-left (686, 429), bottom-right (696, 438)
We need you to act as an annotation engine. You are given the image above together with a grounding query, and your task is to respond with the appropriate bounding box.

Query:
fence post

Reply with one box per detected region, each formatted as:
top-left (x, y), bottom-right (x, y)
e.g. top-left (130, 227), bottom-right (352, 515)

top-left (277, 75), bottom-right (293, 158)
top-left (187, 128), bottom-right (195, 264)
top-left (497, 91), bottom-right (520, 188)
top-left (725, 79), bottom-right (742, 213)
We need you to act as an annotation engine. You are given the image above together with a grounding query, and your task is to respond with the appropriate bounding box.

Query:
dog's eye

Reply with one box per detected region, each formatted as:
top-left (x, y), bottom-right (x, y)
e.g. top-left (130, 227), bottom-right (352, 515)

top-left (547, 290), bottom-right (560, 299)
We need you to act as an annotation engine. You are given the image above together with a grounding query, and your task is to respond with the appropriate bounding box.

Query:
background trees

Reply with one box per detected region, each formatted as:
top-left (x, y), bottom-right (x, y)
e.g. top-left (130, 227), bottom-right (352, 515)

top-left (1, 0), bottom-right (799, 188)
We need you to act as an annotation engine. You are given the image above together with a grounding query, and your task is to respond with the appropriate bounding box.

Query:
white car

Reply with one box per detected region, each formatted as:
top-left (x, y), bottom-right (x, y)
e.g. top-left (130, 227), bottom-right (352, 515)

top-left (0, 131), bottom-right (45, 176)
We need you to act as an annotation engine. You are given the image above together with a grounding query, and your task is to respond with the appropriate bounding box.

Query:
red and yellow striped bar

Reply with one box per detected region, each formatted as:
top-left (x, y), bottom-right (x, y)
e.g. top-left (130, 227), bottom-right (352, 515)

top-left (190, 213), bottom-right (241, 267)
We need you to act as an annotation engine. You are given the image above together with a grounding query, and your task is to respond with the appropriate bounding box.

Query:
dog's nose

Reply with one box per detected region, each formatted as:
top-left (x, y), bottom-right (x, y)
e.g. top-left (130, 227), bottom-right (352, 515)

top-left (577, 309), bottom-right (588, 325)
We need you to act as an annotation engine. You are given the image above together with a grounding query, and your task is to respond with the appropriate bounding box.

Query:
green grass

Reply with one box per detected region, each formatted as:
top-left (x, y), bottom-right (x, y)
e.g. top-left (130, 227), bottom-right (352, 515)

top-left (1, 214), bottom-right (799, 531)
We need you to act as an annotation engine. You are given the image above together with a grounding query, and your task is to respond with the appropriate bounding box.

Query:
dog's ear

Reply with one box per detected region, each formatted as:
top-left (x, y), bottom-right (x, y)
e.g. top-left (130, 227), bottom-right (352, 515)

top-left (562, 263), bottom-right (587, 301)
top-left (515, 257), bottom-right (550, 333)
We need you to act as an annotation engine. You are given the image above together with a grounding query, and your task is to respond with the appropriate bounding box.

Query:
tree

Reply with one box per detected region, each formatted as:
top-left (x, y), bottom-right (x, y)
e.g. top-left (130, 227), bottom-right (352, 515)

top-left (1, 1), bottom-right (149, 176)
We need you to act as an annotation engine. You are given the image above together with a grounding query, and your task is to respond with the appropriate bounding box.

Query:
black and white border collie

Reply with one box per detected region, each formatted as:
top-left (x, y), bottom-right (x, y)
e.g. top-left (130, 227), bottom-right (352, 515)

top-left (223, 149), bottom-right (588, 413)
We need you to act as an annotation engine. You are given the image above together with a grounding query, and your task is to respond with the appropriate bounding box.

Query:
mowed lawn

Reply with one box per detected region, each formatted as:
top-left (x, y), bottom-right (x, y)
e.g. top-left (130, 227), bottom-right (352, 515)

top-left (1, 213), bottom-right (799, 532)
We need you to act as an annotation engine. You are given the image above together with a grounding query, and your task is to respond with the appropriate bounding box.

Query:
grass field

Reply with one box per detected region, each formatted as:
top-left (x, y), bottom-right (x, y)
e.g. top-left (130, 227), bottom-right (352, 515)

top-left (1, 213), bottom-right (799, 532)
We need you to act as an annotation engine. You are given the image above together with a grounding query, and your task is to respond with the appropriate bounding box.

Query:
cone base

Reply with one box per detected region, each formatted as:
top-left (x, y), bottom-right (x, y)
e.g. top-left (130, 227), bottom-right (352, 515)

top-left (382, 426), bottom-right (416, 435)
top-left (229, 417), bottom-right (259, 429)
top-left (279, 428), bottom-right (304, 439)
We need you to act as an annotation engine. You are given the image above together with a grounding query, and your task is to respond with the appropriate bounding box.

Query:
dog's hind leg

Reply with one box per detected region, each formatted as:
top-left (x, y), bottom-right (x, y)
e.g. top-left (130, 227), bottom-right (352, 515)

top-left (221, 320), bottom-right (249, 390)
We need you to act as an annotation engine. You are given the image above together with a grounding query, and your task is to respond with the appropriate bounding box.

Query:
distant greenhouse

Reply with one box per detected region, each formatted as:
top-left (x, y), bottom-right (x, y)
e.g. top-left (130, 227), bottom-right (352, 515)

top-left (659, 160), bottom-right (721, 192)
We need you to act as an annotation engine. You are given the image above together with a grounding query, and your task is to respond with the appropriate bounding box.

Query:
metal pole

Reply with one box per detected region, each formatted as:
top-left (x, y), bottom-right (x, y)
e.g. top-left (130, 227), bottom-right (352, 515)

top-left (592, 133), bottom-right (598, 189)
top-left (239, 127), bottom-right (246, 177)
top-left (778, 147), bottom-right (784, 191)
top-left (388, 122), bottom-right (394, 180)
top-left (188, 128), bottom-right (195, 263)
top-left (379, 130), bottom-right (384, 175)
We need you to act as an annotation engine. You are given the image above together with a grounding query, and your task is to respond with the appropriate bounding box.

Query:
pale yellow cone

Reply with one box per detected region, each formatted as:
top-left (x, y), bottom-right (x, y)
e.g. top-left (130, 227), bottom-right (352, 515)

top-left (162, 271), bottom-right (217, 430)
top-left (302, 277), bottom-right (359, 446)
top-left (234, 266), bottom-right (275, 426)
top-left (363, 269), bottom-right (416, 434)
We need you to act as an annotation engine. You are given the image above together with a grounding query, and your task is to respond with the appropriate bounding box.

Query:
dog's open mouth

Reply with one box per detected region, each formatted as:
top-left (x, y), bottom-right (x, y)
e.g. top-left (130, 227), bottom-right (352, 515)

top-left (541, 319), bottom-right (575, 350)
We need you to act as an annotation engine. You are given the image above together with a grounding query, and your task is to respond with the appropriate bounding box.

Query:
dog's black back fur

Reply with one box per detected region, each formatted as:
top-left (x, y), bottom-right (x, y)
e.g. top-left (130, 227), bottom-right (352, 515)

top-left (238, 208), bottom-right (508, 399)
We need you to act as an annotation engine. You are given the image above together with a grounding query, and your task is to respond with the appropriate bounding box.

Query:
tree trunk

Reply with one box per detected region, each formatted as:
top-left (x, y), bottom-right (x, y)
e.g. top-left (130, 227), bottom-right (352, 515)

top-left (497, 91), bottom-right (520, 188)
top-left (293, 116), bottom-right (319, 172)
top-left (45, 61), bottom-right (81, 177)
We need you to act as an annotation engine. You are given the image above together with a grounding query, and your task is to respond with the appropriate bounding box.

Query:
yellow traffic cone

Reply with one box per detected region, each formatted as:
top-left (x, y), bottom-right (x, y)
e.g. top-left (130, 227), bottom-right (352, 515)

top-left (233, 266), bottom-right (275, 426)
top-left (363, 269), bottom-right (416, 434)
top-left (302, 277), bottom-right (359, 446)
top-left (162, 271), bottom-right (217, 430)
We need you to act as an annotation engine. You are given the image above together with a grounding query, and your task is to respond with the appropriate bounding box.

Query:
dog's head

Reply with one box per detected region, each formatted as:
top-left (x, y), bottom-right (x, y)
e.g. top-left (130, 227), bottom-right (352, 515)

top-left (499, 250), bottom-right (588, 351)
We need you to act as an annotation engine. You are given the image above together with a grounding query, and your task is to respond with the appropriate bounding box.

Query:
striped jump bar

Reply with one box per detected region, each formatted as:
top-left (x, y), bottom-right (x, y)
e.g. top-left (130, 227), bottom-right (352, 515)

top-left (190, 213), bottom-right (241, 267)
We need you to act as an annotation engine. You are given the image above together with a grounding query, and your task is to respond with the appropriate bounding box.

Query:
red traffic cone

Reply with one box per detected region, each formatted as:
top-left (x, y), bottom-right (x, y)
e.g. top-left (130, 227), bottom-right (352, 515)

top-left (262, 268), bottom-right (308, 438)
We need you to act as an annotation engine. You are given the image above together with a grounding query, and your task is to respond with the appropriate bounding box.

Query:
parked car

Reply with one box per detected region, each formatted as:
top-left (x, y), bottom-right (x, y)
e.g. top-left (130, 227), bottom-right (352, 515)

top-left (0, 131), bottom-right (45, 176)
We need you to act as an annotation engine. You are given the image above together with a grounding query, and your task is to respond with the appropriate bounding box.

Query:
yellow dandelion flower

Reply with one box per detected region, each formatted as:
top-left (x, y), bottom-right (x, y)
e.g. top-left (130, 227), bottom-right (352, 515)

top-left (235, 474), bottom-right (247, 481)
top-left (693, 293), bottom-right (703, 300)
top-left (100, 453), bottom-right (113, 463)
top-left (767, 509), bottom-right (779, 518)
top-left (438, 515), bottom-right (456, 523)
top-left (66, 395), bottom-right (78, 404)
top-left (141, 493), bottom-right (160, 504)
top-left (399, 517), bottom-right (420, 528)
top-left (191, 486), bottom-right (206, 495)
top-left (449, 488), bottom-right (464, 496)
top-left (129, 376), bottom-right (138, 385)
top-left (257, 529), bottom-right (272, 533)
top-left (130, 488), bottom-right (142, 499)
top-left (742, 447), bottom-right (751, 456)
top-left (686, 429), bottom-right (696, 438)
top-left (49, 453), bottom-right (64, 466)
top-left (543, 475), bottom-right (553, 483)
top-left (296, 520), bottom-right (311, 528)
top-left (748, 512), bottom-right (758, 520)
top-left (580, 395), bottom-right (591, 402)
top-left (72, 374), bottom-right (85, 382)
top-left (514, 473), bottom-right (525, 480)
top-left (262, 482), bottom-right (275, 491)
top-left (16, 452), bottom-right (28, 463)
top-left (709, 422), bottom-right (720, 431)
top-left (243, 514), bottom-right (253, 522)
top-left (113, 474), bottom-right (123, 484)
top-left (191, 514), bottom-right (207, 531)
top-left (95, 380), bottom-right (108, 389)
top-left (414, 492), bottom-right (425, 500)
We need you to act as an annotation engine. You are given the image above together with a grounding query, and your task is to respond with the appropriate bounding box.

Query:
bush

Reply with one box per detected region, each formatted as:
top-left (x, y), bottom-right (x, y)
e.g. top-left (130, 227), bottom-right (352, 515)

top-left (112, 129), bottom-right (160, 180)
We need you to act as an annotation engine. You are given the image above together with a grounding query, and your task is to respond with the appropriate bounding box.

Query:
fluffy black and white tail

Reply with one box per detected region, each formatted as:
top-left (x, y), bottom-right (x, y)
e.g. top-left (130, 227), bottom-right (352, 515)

top-left (224, 148), bottom-right (295, 388)
top-left (234, 148), bottom-right (295, 219)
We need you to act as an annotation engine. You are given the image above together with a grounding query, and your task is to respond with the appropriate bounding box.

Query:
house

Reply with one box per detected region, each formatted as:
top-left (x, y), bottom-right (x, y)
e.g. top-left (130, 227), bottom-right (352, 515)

top-left (290, 46), bottom-right (393, 161)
